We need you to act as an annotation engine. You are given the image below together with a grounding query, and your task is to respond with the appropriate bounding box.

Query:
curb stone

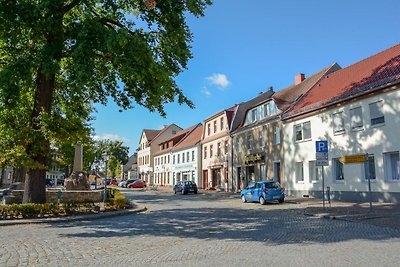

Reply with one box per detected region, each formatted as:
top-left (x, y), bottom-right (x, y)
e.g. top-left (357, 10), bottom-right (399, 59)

top-left (0, 203), bottom-right (146, 226)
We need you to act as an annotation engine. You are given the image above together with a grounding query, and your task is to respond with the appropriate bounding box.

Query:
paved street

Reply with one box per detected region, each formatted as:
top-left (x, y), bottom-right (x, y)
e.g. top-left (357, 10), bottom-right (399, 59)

top-left (1, 190), bottom-right (400, 266)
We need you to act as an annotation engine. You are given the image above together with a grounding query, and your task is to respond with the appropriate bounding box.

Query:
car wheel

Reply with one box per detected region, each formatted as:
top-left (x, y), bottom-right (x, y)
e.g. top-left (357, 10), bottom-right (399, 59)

top-left (174, 189), bottom-right (177, 194)
top-left (241, 195), bottom-right (247, 203)
top-left (259, 196), bottom-right (266, 205)
top-left (278, 199), bottom-right (284, 203)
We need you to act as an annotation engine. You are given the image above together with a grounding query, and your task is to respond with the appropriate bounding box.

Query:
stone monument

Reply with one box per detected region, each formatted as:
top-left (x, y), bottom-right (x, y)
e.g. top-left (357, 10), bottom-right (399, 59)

top-left (64, 143), bottom-right (90, 190)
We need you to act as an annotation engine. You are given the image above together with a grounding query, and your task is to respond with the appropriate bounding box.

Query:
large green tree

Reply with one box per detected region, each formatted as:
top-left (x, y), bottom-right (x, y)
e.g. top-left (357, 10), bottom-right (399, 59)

top-left (0, 0), bottom-right (211, 203)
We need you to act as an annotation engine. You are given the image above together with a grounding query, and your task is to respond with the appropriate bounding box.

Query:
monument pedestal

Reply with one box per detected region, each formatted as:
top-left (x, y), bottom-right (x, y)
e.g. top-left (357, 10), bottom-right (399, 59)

top-left (64, 171), bottom-right (90, 190)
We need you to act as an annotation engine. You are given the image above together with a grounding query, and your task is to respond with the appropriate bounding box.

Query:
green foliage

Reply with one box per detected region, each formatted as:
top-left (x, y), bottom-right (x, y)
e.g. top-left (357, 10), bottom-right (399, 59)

top-left (107, 188), bottom-right (127, 210)
top-left (0, 0), bottom-right (212, 203)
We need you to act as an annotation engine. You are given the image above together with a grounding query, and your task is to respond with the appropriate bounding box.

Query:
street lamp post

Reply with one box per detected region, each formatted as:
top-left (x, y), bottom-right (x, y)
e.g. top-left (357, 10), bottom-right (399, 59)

top-left (103, 153), bottom-right (110, 204)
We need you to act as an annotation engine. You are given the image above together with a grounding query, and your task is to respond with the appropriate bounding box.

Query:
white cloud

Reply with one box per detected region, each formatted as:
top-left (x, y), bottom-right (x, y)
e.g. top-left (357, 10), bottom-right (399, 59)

top-left (93, 133), bottom-right (130, 143)
top-left (206, 73), bottom-right (231, 89)
top-left (201, 86), bottom-right (212, 97)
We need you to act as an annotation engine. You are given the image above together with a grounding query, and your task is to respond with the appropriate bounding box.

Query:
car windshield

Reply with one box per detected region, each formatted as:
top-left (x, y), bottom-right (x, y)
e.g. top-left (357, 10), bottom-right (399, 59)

top-left (264, 182), bottom-right (281, 189)
top-left (184, 181), bottom-right (194, 185)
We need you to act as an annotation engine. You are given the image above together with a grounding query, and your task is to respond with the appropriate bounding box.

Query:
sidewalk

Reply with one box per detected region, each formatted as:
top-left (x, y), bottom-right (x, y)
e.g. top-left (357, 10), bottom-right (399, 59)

top-left (298, 197), bottom-right (400, 229)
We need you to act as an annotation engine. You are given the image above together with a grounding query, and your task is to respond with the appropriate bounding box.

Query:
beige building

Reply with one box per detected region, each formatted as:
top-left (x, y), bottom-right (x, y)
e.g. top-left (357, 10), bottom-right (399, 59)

top-left (201, 106), bottom-right (236, 191)
top-left (231, 64), bottom-right (340, 192)
top-left (137, 124), bottom-right (182, 184)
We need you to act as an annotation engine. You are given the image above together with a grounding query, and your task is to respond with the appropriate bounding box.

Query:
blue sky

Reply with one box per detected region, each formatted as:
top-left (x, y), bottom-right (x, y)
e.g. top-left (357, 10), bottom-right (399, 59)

top-left (91, 0), bottom-right (400, 153)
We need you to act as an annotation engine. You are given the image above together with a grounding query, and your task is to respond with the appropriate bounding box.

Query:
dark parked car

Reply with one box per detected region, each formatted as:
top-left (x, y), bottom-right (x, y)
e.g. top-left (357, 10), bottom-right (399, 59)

top-left (240, 181), bottom-right (285, 205)
top-left (173, 181), bottom-right (198, 195)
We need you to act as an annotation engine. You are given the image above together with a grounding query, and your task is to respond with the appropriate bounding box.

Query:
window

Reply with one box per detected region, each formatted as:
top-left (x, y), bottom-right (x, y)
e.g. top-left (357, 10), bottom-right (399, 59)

top-left (366, 154), bottom-right (376, 180)
top-left (236, 138), bottom-right (241, 152)
top-left (350, 106), bottom-right (363, 130)
top-left (273, 126), bottom-right (281, 144)
top-left (220, 117), bottom-right (224, 130)
top-left (295, 162), bottom-right (304, 182)
top-left (192, 150), bottom-right (195, 161)
top-left (251, 109), bottom-right (257, 122)
top-left (332, 112), bottom-right (345, 134)
top-left (295, 121), bottom-right (311, 142)
top-left (210, 144), bottom-right (213, 157)
top-left (369, 101), bottom-right (385, 126)
top-left (217, 142), bottom-right (221, 156)
top-left (187, 152), bottom-right (190, 162)
top-left (168, 155), bottom-right (170, 164)
top-left (384, 152), bottom-right (400, 181)
top-left (259, 131), bottom-right (265, 148)
top-left (246, 133), bottom-right (253, 150)
top-left (161, 157), bottom-right (163, 165)
top-left (177, 154), bottom-right (180, 164)
top-left (204, 146), bottom-right (207, 159)
top-left (182, 152), bottom-right (185, 163)
top-left (263, 103), bottom-right (270, 117)
top-left (333, 158), bottom-right (344, 181)
top-left (213, 120), bottom-right (217, 133)
top-left (309, 161), bottom-right (320, 182)
top-left (173, 155), bottom-right (175, 164)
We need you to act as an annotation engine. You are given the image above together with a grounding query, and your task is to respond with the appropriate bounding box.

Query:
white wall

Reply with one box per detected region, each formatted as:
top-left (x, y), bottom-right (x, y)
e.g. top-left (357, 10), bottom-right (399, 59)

top-left (283, 87), bottom-right (400, 199)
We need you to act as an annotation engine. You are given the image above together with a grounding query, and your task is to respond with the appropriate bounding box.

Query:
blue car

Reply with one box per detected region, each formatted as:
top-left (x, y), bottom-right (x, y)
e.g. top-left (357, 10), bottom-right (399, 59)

top-left (240, 181), bottom-right (285, 205)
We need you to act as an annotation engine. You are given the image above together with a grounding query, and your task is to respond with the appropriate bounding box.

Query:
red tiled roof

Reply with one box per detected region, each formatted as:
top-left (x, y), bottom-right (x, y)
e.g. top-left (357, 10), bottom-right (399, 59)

top-left (173, 124), bottom-right (203, 151)
top-left (143, 129), bottom-right (161, 142)
top-left (285, 44), bottom-right (400, 118)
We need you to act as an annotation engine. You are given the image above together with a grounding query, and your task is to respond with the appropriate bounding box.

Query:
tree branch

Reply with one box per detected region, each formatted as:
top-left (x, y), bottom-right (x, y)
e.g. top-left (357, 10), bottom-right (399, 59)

top-left (62, 0), bottom-right (82, 14)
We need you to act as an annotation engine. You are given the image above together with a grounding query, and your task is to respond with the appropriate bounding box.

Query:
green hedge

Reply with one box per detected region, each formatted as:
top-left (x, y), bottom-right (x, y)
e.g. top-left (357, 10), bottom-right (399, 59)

top-left (0, 190), bottom-right (128, 220)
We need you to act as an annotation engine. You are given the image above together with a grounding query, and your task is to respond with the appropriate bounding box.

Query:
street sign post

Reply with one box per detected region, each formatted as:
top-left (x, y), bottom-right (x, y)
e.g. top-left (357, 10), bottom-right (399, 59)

top-left (316, 141), bottom-right (328, 209)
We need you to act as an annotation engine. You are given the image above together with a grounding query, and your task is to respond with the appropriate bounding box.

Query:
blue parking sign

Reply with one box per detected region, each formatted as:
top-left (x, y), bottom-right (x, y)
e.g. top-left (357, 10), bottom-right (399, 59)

top-left (316, 141), bottom-right (328, 153)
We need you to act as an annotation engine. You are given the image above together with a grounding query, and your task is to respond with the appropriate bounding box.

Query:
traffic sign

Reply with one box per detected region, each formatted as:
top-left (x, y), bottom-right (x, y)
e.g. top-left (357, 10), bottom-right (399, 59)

top-left (316, 152), bottom-right (328, 160)
top-left (316, 159), bottom-right (329, 166)
top-left (316, 141), bottom-right (328, 153)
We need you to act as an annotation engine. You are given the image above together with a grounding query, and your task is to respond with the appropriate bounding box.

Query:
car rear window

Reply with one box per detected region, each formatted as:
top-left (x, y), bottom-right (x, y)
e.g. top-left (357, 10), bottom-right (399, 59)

top-left (264, 182), bottom-right (281, 189)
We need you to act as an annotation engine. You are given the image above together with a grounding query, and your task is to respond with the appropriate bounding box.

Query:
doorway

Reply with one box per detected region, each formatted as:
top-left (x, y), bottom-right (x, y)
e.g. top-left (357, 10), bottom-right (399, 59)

top-left (273, 162), bottom-right (281, 183)
top-left (237, 167), bottom-right (242, 191)
top-left (202, 170), bottom-right (208, 189)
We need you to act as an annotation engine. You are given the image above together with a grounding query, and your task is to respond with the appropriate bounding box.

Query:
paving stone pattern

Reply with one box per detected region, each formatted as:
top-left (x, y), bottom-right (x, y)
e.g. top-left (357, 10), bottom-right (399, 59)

top-left (1, 191), bottom-right (400, 266)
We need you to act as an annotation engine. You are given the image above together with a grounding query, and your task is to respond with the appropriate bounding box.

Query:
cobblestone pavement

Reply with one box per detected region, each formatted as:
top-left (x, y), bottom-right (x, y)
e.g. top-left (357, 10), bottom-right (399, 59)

top-left (1, 190), bottom-right (400, 266)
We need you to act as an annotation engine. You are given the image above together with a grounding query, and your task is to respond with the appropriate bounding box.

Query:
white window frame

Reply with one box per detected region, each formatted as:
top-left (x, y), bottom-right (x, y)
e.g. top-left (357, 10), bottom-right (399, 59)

top-left (273, 126), bottom-right (281, 144)
top-left (246, 133), bottom-right (253, 150)
top-left (251, 109), bottom-right (257, 122)
top-left (332, 111), bottom-right (345, 134)
top-left (369, 100), bottom-right (385, 126)
top-left (384, 151), bottom-right (400, 181)
top-left (309, 161), bottom-right (320, 182)
top-left (294, 121), bottom-right (311, 142)
top-left (259, 131), bottom-right (265, 148)
top-left (333, 158), bottom-right (344, 182)
top-left (295, 162), bottom-right (304, 183)
top-left (350, 106), bottom-right (364, 131)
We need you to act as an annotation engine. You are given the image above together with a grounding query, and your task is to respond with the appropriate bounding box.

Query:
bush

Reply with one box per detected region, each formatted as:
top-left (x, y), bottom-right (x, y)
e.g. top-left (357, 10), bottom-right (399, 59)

top-left (108, 189), bottom-right (127, 210)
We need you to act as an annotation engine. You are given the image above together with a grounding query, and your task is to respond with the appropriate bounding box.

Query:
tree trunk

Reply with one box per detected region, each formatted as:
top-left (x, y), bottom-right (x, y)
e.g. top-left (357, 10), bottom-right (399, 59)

top-left (23, 71), bottom-right (55, 203)
top-left (0, 166), bottom-right (4, 188)
top-left (23, 6), bottom-right (63, 203)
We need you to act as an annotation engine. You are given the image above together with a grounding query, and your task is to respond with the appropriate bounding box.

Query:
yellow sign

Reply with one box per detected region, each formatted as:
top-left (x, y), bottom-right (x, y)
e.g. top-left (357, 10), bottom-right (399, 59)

top-left (339, 154), bottom-right (367, 164)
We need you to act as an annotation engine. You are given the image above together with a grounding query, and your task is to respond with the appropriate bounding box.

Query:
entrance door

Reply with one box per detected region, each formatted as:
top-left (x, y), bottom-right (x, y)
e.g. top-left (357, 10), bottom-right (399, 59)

top-left (237, 167), bottom-right (242, 191)
top-left (273, 162), bottom-right (281, 183)
top-left (202, 170), bottom-right (208, 189)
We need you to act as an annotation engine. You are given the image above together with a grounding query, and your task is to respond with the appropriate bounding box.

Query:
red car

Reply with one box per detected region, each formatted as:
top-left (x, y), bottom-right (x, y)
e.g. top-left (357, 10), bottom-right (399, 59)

top-left (109, 178), bottom-right (118, 186)
top-left (127, 180), bottom-right (146, 188)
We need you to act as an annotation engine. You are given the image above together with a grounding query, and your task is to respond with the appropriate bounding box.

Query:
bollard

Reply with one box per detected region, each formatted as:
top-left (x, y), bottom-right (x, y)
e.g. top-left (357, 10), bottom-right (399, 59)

top-left (326, 186), bottom-right (331, 208)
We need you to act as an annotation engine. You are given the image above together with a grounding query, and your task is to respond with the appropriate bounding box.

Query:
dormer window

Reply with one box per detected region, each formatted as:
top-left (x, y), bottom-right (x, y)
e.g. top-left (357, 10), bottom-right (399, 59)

top-left (251, 109), bottom-right (257, 122)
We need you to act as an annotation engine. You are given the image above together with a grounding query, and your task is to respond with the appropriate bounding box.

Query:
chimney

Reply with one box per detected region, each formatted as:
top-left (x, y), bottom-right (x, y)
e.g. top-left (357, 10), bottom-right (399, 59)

top-left (295, 73), bottom-right (305, 85)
